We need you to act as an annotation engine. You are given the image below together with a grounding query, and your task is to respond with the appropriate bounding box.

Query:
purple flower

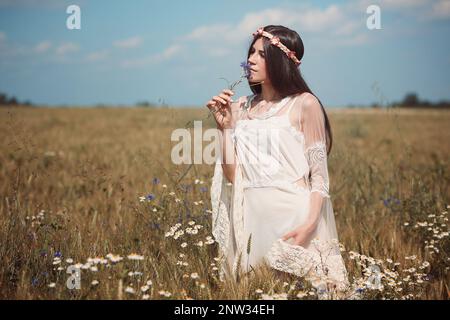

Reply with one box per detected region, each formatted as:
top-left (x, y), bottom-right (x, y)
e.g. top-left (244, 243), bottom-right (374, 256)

top-left (200, 186), bottom-right (208, 193)
top-left (240, 61), bottom-right (251, 79)
top-left (382, 197), bottom-right (401, 207)
top-left (54, 251), bottom-right (62, 258)
top-left (32, 278), bottom-right (39, 286)
top-left (152, 177), bottom-right (160, 185)
top-left (146, 193), bottom-right (155, 201)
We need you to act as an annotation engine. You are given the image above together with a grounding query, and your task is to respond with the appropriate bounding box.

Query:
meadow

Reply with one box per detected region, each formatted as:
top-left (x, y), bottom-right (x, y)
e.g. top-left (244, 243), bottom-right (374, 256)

top-left (0, 105), bottom-right (448, 299)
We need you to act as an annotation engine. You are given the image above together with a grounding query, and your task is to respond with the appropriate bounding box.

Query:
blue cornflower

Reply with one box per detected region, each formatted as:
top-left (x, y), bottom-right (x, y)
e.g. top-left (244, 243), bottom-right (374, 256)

top-left (152, 177), bottom-right (160, 185)
top-left (54, 251), bottom-right (62, 258)
top-left (356, 287), bottom-right (364, 294)
top-left (240, 61), bottom-right (252, 79)
top-left (32, 278), bottom-right (39, 286)
top-left (382, 197), bottom-right (401, 207)
top-left (146, 193), bottom-right (155, 201)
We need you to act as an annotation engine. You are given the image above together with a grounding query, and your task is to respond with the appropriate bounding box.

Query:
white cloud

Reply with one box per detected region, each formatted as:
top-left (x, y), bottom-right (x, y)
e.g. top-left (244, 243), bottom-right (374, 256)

top-left (178, 4), bottom-right (368, 50)
top-left (121, 44), bottom-right (182, 68)
top-left (34, 41), bottom-right (52, 53)
top-left (85, 49), bottom-right (109, 62)
top-left (55, 42), bottom-right (79, 55)
top-left (426, 0), bottom-right (450, 19)
top-left (113, 36), bottom-right (143, 49)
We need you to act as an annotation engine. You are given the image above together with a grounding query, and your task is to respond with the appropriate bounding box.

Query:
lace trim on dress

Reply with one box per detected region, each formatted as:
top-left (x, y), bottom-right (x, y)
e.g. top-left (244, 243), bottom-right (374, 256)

top-left (305, 141), bottom-right (330, 198)
top-left (265, 238), bottom-right (349, 292)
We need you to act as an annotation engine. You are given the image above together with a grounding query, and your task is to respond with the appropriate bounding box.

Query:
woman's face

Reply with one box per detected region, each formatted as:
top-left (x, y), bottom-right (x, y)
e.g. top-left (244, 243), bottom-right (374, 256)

top-left (247, 38), bottom-right (268, 84)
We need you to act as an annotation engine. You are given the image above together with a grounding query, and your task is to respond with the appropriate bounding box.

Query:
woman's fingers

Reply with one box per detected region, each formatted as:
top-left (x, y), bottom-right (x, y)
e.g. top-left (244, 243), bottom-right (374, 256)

top-left (213, 95), bottom-right (228, 105)
top-left (282, 231), bottom-right (295, 241)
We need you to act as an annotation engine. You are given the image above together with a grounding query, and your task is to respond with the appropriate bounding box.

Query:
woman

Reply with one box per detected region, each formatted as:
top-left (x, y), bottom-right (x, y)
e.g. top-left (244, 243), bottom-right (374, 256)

top-left (206, 25), bottom-right (348, 292)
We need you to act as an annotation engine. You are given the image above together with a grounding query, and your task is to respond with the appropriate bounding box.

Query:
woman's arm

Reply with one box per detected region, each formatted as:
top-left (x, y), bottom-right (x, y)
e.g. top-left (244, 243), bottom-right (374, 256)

top-left (282, 94), bottom-right (330, 245)
top-left (302, 94), bottom-right (330, 230)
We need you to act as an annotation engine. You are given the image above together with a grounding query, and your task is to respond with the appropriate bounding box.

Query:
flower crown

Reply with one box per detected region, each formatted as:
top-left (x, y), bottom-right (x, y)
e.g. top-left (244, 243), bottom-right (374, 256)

top-left (252, 27), bottom-right (301, 66)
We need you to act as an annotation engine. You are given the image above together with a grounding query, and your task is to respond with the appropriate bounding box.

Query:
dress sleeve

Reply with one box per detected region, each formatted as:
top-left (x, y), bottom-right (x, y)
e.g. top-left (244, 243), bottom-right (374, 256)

top-left (301, 94), bottom-right (330, 198)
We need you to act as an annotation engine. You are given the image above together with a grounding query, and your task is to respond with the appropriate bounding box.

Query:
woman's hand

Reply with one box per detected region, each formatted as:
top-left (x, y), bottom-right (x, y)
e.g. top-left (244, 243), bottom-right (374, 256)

top-left (205, 89), bottom-right (235, 130)
top-left (281, 224), bottom-right (316, 247)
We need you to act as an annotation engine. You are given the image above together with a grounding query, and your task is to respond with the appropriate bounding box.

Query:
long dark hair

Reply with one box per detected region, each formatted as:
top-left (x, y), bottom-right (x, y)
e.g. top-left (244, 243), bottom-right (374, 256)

top-left (247, 25), bottom-right (333, 155)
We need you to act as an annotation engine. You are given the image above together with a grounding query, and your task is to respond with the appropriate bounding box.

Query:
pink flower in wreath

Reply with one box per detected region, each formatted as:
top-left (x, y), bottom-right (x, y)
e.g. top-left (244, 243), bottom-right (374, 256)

top-left (288, 50), bottom-right (296, 59)
top-left (253, 27), bottom-right (264, 36)
top-left (270, 36), bottom-right (280, 45)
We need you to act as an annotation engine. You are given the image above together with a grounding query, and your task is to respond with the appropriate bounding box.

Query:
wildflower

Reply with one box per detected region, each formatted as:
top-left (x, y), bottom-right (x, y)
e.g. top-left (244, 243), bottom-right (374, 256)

top-left (296, 291), bottom-right (308, 298)
top-left (66, 258), bottom-right (73, 264)
top-left (91, 280), bottom-right (99, 286)
top-left (159, 290), bottom-right (172, 297)
top-left (125, 286), bottom-right (135, 294)
top-left (255, 289), bottom-right (263, 294)
top-left (90, 266), bottom-right (98, 272)
top-left (190, 272), bottom-right (199, 279)
top-left (146, 280), bottom-right (153, 286)
top-left (127, 253), bottom-right (144, 261)
top-left (54, 251), bottom-right (62, 258)
top-left (196, 241), bottom-right (203, 247)
top-left (180, 242), bottom-right (188, 248)
top-left (142, 294), bottom-right (150, 300)
top-left (152, 177), bottom-right (160, 185)
top-left (106, 253), bottom-right (123, 263)
top-left (188, 221), bottom-right (195, 226)
top-left (141, 285), bottom-right (150, 292)
top-left (146, 193), bottom-right (155, 201)
top-left (48, 283), bottom-right (56, 288)
top-left (200, 187), bottom-right (208, 193)
top-left (239, 61), bottom-right (252, 79)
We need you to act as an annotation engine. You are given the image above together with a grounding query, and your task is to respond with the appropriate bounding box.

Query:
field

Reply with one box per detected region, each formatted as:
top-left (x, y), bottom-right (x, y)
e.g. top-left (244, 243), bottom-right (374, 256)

top-left (0, 105), bottom-right (448, 299)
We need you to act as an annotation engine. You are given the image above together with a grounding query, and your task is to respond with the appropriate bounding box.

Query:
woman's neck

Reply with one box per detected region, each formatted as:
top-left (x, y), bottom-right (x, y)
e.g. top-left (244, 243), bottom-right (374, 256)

top-left (260, 82), bottom-right (281, 102)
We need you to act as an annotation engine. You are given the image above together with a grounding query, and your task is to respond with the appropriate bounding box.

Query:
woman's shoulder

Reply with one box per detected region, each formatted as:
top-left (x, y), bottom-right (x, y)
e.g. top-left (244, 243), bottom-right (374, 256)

top-left (290, 92), bottom-right (320, 111)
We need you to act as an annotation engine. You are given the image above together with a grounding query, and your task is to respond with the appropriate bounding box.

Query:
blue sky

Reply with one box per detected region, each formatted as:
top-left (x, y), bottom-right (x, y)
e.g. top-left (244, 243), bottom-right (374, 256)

top-left (0, 0), bottom-right (449, 107)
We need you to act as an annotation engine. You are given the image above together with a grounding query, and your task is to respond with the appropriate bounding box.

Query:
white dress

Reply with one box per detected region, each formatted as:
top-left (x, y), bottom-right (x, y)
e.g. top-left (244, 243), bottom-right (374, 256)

top-left (210, 92), bottom-right (349, 291)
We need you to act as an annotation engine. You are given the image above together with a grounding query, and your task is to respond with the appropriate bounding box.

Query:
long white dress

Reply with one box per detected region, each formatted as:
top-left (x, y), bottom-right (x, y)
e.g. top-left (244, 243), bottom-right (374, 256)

top-left (210, 92), bottom-right (349, 291)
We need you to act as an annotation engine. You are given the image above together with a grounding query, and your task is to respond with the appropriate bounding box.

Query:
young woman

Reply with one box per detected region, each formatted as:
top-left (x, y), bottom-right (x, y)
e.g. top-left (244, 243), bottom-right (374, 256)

top-left (206, 25), bottom-right (348, 291)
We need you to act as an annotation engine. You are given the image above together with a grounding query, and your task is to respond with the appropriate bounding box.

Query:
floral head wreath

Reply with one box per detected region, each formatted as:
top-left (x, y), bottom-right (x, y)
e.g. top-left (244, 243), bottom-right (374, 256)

top-left (252, 27), bottom-right (301, 66)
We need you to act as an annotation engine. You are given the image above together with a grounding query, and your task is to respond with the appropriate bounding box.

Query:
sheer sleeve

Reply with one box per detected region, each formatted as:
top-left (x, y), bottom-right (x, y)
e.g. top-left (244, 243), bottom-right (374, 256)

top-left (301, 94), bottom-right (330, 198)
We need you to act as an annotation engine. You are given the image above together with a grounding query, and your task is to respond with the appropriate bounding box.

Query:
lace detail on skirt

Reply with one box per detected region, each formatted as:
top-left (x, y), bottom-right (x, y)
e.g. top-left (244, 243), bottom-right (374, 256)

top-left (265, 238), bottom-right (349, 292)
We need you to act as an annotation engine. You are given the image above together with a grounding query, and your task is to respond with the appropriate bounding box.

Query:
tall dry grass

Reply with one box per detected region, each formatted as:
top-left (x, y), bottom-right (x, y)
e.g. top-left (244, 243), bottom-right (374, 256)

top-left (0, 106), bottom-right (448, 299)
